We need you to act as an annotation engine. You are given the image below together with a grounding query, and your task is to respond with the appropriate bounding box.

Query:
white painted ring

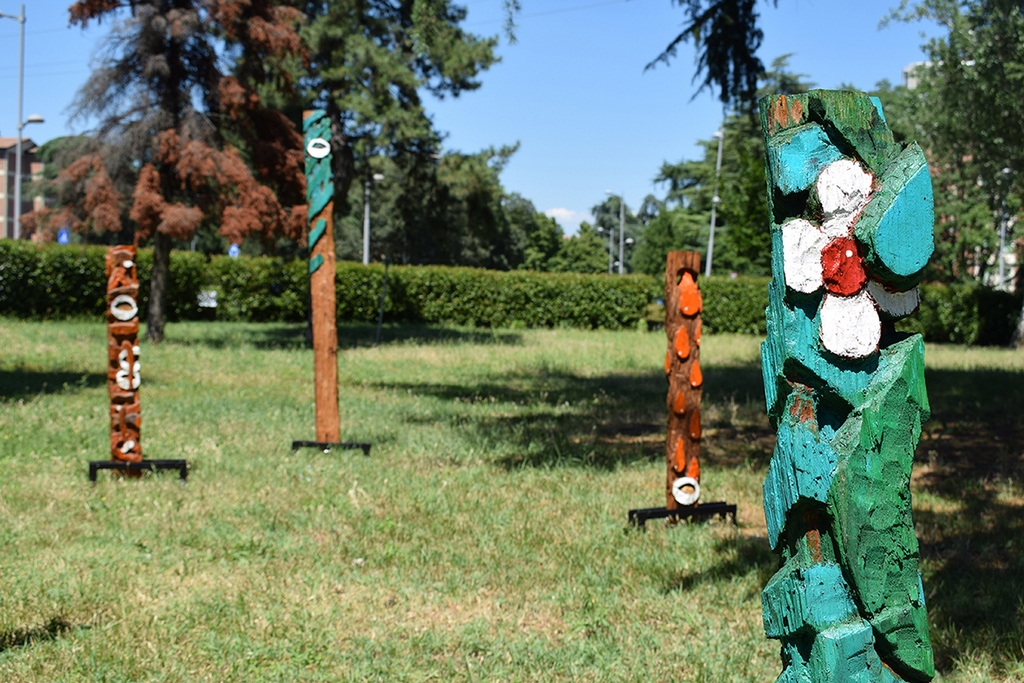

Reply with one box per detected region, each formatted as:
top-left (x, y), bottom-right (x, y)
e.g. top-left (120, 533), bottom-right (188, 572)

top-left (306, 137), bottom-right (330, 159)
top-left (110, 294), bottom-right (138, 321)
top-left (671, 476), bottom-right (701, 506)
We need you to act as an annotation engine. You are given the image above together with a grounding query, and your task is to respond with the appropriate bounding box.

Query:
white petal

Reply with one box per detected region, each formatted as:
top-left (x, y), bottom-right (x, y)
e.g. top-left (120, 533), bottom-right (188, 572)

top-left (819, 290), bottom-right (881, 359)
top-left (817, 159), bottom-right (872, 223)
top-left (867, 281), bottom-right (921, 318)
top-left (782, 218), bottom-right (827, 294)
top-left (821, 216), bottom-right (853, 239)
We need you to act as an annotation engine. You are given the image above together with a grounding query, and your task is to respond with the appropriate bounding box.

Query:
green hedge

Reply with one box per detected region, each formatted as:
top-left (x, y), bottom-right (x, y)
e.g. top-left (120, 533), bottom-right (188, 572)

top-left (1, 242), bottom-right (1020, 342)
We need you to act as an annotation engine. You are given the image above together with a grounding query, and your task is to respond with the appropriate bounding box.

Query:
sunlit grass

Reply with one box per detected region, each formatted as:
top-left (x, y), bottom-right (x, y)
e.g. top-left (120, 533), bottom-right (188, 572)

top-left (0, 320), bottom-right (1021, 681)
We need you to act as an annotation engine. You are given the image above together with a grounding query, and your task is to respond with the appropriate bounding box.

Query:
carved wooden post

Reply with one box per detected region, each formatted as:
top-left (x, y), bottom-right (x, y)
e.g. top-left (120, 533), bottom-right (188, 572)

top-left (106, 246), bottom-right (143, 465)
top-left (663, 250), bottom-right (703, 509)
top-left (760, 90), bottom-right (935, 682)
top-left (303, 109), bottom-right (341, 444)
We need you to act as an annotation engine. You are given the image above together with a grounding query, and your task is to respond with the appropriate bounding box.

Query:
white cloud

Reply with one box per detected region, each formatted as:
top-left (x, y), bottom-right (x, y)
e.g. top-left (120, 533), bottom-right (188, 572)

top-left (544, 208), bottom-right (592, 236)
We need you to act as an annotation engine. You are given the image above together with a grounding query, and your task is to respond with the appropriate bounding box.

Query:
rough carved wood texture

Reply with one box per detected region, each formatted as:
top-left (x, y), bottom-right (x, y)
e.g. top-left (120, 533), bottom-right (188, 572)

top-left (106, 245), bottom-right (142, 463)
top-left (759, 91), bottom-right (935, 682)
top-left (663, 251), bottom-right (703, 509)
top-left (303, 110), bottom-right (341, 443)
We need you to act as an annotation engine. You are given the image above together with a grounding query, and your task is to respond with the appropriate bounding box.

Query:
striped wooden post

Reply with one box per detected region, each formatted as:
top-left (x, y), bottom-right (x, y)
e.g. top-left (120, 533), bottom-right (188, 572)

top-left (760, 90), bottom-right (935, 682)
top-left (303, 110), bottom-right (340, 443)
top-left (663, 250), bottom-right (703, 509)
top-left (106, 245), bottom-right (142, 467)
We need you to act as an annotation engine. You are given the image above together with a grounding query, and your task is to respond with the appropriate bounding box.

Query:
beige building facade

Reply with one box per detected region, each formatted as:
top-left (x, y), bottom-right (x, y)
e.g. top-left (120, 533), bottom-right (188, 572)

top-left (0, 137), bottom-right (44, 239)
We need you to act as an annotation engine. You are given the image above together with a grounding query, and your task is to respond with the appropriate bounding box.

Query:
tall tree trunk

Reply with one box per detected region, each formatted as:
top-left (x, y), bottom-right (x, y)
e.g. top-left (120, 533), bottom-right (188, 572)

top-left (1013, 240), bottom-right (1024, 347)
top-left (1013, 298), bottom-right (1024, 347)
top-left (147, 231), bottom-right (172, 344)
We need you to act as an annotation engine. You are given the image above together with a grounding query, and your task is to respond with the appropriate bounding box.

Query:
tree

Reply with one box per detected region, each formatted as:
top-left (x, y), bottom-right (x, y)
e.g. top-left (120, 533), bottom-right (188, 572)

top-left (548, 222), bottom-right (608, 274)
top-left (21, 135), bottom-right (135, 244)
top-left (649, 0), bottom-right (779, 106)
top-left (644, 55), bottom-right (812, 276)
top-left (300, 0), bottom-right (499, 264)
top-left (506, 194), bottom-right (564, 272)
top-left (67, 0), bottom-right (306, 343)
top-left (888, 0), bottom-right (1024, 343)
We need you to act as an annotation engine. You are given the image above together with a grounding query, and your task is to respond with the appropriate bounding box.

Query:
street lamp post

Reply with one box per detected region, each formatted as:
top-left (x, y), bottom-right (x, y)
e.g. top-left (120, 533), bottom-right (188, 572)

top-left (605, 190), bottom-right (627, 275)
top-left (0, 4), bottom-right (42, 240)
top-left (705, 128), bottom-right (724, 277)
top-left (603, 225), bottom-right (613, 274)
top-left (362, 171), bottom-right (384, 265)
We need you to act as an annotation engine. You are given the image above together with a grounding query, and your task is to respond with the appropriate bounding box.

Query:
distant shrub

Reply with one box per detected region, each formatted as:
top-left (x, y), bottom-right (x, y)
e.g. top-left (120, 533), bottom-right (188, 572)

top-left (2, 242), bottom-right (1019, 343)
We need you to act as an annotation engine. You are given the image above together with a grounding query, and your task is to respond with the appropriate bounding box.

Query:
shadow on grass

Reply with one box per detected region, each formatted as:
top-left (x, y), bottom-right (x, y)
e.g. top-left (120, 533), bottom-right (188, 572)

top-left (163, 322), bottom-right (523, 350)
top-left (0, 369), bottom-right (105, 402)
top-left (0, 616), bottom-right (74, 653)
top-left (662, 533), bottom-right (776, 595)
top-left (909, 367), bottom-right (1024, 675)
top-left (375, 362), bottom-right (772, 471)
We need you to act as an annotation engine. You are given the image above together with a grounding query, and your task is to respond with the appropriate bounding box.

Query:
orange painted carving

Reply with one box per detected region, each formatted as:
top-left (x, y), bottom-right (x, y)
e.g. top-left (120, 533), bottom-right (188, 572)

top-left (678, 271), bottom-right (702, 317)
top-left (663, 251), bottom-right (704, 509)
top-left (689, 359), bottom-right (703, 388)
top-left (674, 325), bottom-right (690, 360)
top-left (673, 436), bottom-right (686, 473)
top-left (695, 319), bottom-right (702, 347)
top-left (672, 390), bottom-right (687, 416)
top-left (689, 407), bottom-right (702, 441)
top-left (683, 450), bottom-right (701, 480)
top-left (106, 246), bottom-right (142, 463)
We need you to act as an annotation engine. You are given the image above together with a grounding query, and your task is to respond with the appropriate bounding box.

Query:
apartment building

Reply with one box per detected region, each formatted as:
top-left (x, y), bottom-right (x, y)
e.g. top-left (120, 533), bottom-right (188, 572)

top-left (0, 137), bottom-right (44, 239)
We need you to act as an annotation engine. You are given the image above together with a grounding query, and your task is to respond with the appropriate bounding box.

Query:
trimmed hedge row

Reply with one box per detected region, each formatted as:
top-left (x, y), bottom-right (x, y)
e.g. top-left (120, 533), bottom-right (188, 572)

top-left (1, 242), bottom-right (1020, 343)
top-left (0, 242), bottom-right (654, 330)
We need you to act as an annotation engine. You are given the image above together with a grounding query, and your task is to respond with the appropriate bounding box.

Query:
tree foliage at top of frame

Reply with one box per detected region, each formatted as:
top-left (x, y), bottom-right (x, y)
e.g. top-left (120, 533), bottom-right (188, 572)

top-left (649, 0), bottom-right (779, 107)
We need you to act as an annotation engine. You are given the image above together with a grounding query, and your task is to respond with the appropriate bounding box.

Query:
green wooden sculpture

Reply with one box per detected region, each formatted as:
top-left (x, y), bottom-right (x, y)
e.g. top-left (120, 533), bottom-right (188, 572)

top-left (759, 90), bottom-right (935, 682)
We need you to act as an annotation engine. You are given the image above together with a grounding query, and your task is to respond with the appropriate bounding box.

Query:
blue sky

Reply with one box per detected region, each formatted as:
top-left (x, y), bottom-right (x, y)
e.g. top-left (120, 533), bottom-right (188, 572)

top-left (0, 1), bottom-right (938, 234)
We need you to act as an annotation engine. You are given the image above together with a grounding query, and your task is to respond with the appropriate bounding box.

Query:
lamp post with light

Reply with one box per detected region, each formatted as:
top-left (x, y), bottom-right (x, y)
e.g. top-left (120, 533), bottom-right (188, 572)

top-left (605, 189), bottom-right (626, 274)
top-left (363, 171), bottom-right (384, 265)
top-left (705, 128), bottom-right (724, 277)
top-left (1, 3), bottom-right (44, 240)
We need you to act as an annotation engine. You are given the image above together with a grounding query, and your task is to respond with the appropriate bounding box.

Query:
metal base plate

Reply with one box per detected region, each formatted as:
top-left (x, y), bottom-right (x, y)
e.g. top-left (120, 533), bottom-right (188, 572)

top-left (291, 440), bottom-right (371, 456)
top-left (88, 459), bottom-right (188, 482)
top-left (627, 502), bottom-right (737, 529)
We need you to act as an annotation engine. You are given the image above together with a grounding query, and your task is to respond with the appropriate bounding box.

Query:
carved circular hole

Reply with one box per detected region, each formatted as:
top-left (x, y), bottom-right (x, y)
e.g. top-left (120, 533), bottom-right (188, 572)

top-left (110, 294), bottom-right (138, 322)
top-left (671, 476), bottom-right (701, 506)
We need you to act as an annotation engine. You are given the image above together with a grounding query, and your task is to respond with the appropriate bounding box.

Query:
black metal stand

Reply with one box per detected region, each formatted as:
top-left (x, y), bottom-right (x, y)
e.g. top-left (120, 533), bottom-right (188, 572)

top-left (628, 501), bottom-right (737, 530)
top-left (291, 440), bottom-right (371, 456)
top-left (88, 459), bottom-right (188, 483)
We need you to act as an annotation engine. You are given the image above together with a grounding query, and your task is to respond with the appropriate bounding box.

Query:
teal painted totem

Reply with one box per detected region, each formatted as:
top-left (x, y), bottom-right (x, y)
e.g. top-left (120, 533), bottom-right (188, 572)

top-left (760, 90), bottom-right (935, 682)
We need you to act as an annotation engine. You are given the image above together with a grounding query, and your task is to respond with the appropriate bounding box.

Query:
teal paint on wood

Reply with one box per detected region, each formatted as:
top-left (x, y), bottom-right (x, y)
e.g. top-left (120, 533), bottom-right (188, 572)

top-left (762, 562), bottom-right (857, 639)
top-left (759, 90), bottom-right (935, 683)
top-left (308, 218), bottom-right (327, 251)
top-left (855, 144), bottom-right (935, 285)
top-left (304, 112), bottom-right (334, 220)
top-left (767, 124), bottom-right (845, 195)
top-left (304, 110), bottom-right (332, 277)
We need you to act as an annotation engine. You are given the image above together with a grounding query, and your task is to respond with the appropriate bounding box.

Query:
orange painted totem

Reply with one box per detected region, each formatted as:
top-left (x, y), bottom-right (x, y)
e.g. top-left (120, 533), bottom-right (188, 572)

top-left (106, 246), bottom-right (142, 463)
top-left (663, 250), bottom-right (703, 510)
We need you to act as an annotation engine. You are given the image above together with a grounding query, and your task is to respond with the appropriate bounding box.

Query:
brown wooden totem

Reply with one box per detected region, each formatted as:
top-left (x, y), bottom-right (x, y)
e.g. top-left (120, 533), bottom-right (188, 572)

top-left (106, 245), bottom-right (142, 463)
top-left (663, 250), bottom-right (703, 509)
top-left (303, 109), bottom-right (341, 443)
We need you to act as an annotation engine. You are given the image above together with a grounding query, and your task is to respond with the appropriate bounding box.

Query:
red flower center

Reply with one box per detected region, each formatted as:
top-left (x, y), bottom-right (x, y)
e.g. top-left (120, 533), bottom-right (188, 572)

top-left (821, 236), bottom-right (866, 297)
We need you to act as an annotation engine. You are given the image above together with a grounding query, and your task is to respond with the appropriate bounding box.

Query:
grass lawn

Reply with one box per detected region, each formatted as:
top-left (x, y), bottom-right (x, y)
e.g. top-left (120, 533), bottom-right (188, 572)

top-left (0, 319), bottom-right (1022, 682)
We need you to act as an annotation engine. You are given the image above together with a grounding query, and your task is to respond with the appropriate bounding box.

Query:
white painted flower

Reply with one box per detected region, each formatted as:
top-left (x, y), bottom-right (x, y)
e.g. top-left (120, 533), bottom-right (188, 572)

top-left (781, 159), bottom-right (921, 359)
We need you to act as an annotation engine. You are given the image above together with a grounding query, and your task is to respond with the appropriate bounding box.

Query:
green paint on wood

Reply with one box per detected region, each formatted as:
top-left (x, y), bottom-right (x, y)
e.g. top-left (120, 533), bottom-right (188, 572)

top-left (308, 253), bottom-right (324, 275)
top-left (308, 218), bottom-right (327, 250)
top-left (855, 143), bottom-right (934, 287)
top-left (759, 90), bottom-right (935, 683)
